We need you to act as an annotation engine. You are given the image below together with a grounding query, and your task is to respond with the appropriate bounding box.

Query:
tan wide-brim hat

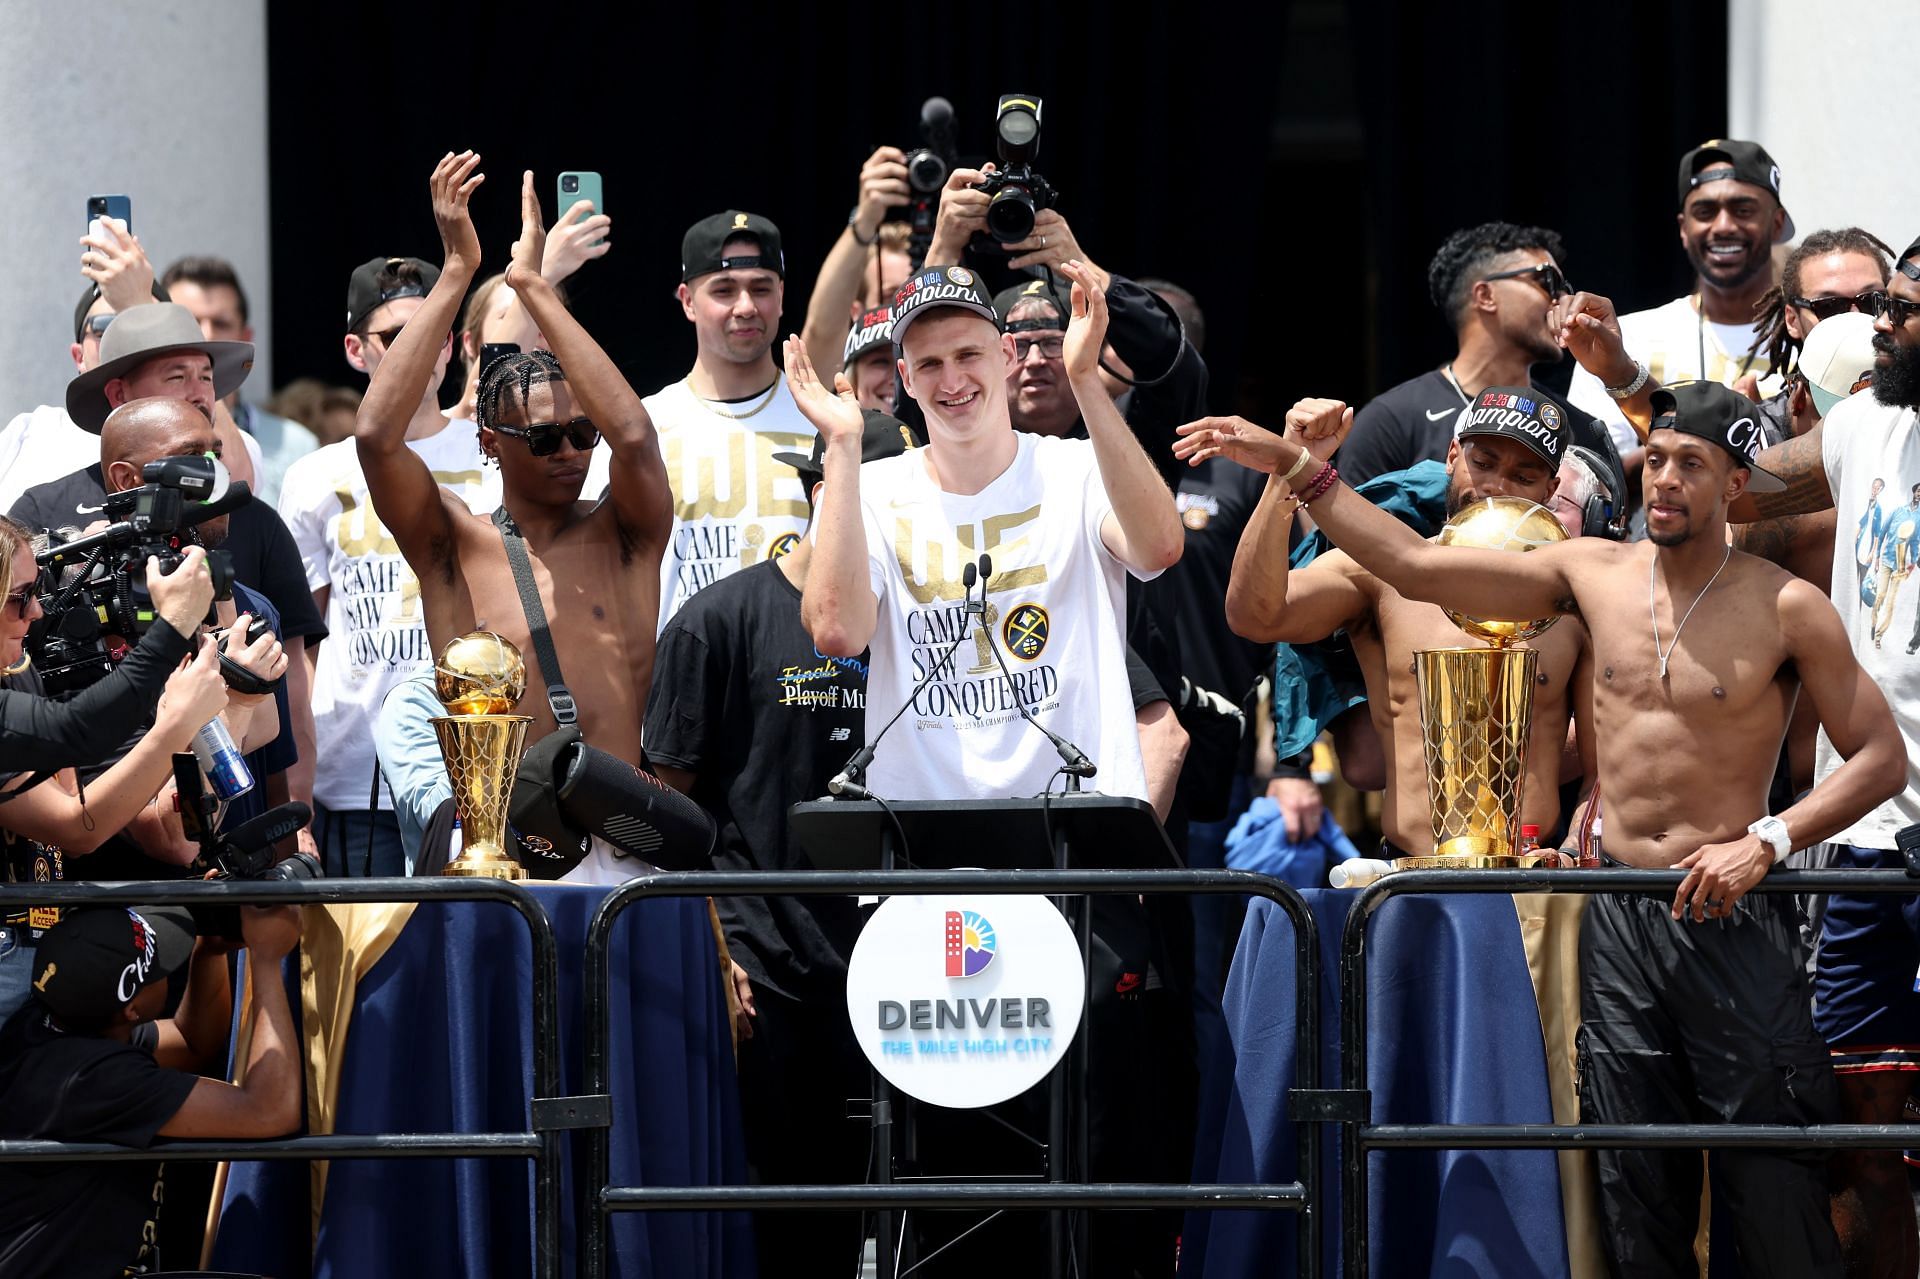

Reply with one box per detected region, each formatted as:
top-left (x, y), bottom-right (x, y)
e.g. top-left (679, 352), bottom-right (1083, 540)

top-left (65, 302), bottom-right (254, 432)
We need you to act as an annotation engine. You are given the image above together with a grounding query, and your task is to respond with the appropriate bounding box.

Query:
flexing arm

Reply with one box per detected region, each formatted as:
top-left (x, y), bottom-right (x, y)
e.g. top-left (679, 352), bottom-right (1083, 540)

top-left (355, 151), bottom-right (484, 577)
top-left (1177, 406), bottom-right (1585, 621)
top-left (505, 171), bottom-right (670, 547)
top-left (159, 907), bottom-right (304, 1138)
top-left (788, 337), bottom-right (879, 657)
top-left (1672, 579), bottom-right (1903, 921)
top-left (1061, 262), bottom-right (1181, 575)
top-left (802, 147), bottom-right (910, 375)
top-left (1729, 421), bottom-right (1832, 523)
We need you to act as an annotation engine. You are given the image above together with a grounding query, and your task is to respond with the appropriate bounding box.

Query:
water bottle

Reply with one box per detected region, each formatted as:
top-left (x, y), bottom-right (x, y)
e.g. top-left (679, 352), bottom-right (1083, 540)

top-left (191, 717), bottom-right (254, 801)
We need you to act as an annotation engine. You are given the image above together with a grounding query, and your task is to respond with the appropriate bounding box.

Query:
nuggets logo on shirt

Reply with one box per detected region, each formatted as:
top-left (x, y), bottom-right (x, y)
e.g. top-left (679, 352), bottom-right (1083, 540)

top-left (1004, 605), bottom-right (1050, 660)
top-left (767, 532), bottom-right (800, 560)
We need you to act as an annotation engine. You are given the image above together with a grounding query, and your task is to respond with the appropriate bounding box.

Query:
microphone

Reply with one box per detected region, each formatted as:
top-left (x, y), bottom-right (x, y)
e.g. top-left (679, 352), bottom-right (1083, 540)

top-left (972, 554), bottom-right (1098, 783)
top-left (828, 560), bottom-right (980, 800)
top-left (221, 801), bottom-right (313, 855)
top-left (921, 96), bottom-right (954, 132)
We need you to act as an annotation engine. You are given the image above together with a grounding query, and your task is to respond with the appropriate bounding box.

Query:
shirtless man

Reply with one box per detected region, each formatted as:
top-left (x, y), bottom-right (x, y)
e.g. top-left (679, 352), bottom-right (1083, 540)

top-left (356, 152), bottom-right (675, 879)
top-left (1222, 386), bottom-right (1590, 856)
top-left (1176, 379), bottom-right (1903, 1277)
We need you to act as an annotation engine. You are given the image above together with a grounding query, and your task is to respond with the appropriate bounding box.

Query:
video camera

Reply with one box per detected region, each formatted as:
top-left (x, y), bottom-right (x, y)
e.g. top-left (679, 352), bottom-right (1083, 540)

top-left (971, 94), bottom-right (1058, 251)
top-left (171, 751), bottom-right (321, 939)
top-left (903, 96), bottom-right (957, 270)
top-left (27, 455), bottom-right (248, 695)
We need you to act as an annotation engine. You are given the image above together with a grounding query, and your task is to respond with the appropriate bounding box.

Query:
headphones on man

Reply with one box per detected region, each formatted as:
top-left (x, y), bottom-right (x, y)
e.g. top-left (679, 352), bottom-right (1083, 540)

top-left (1564, 445), bottom-right (1625, 541)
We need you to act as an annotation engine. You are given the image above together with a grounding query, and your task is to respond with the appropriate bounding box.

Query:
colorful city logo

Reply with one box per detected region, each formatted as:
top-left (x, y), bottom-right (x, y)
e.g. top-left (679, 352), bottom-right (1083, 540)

top-left (944, 910), bottom-right (996, 978)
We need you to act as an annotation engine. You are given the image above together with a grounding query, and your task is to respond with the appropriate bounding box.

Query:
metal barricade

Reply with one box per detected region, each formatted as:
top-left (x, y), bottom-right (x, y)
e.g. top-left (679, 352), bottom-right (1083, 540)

top-left (581, 868), bottom-right (1323, 1279)
top-left (0, 878), bottom-right (568, 1279)
top-left (1339, 867), bottom-right (1920, 1278)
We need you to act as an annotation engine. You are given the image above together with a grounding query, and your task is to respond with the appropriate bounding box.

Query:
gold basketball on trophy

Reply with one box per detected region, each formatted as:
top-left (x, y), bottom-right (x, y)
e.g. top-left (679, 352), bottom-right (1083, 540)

top-left (1435, 497), bottom-right (1567, 645)
top-left (435, 631), bottom-right (527, 715)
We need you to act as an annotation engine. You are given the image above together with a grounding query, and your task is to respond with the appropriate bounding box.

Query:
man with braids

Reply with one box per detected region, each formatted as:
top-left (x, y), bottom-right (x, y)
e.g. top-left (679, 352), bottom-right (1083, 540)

top-left (357, 152), bottom-right (678, 883)
top-left (277, 248), bottom-right (498, 876)
top-left (1333, 221), bottom-right (1636, 488)
top-left (1567, 139), bottom-right (1798, 445)
top-left (1733, 235), bottom-right (1920, 1273)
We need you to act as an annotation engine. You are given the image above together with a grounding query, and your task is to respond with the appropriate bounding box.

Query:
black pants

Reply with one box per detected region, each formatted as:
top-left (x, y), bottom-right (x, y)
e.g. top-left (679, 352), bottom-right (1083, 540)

top-left (1578, 887), bottom-right (1843, 1278)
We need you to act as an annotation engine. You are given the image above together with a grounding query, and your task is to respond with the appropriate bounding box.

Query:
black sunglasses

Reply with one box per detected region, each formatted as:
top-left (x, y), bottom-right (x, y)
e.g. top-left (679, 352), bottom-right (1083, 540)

top-left (79, 313), bottom-right (115, 341)
top-left (1869, 291), bottom-right (1920, 327)
top-left (1483, 262), bottom-right (1571, 302)
top-left (4, 585), bottom-right (34, 620)
top-left (366, 323), bottom-right (406, 347)
top-left (491, 417), bottom-right (601, 457)
top-left (1790, 292), bottom-right (1880, 321)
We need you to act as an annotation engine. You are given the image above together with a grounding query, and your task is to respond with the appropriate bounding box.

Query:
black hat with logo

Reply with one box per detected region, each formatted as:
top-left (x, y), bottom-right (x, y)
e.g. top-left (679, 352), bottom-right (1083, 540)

top-left (346, 256), bottom-right (441, 333)
top-left (1648, 381), bottom-right (1786, 492)
top-left (843, 306), bottom-right (895, 367)
top-left (680, 211), bottom-right (785, 282)
top-left (992, 276), bottom-right (1070, 332)
top-left (889, 265), bottom-right (998, 352)
top-left (1677, 139), bottom-right (1795, 241)
top-left (31, 906), bottom-right (196, 1026)
top-left (1455, 386), bottom-right (1570, 468)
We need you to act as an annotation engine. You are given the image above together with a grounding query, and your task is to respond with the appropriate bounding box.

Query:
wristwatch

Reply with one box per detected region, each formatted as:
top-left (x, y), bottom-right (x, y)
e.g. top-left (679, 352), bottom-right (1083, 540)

top-left (1604, 358), bottom-right (1650, 401)
top-left (1747, 815), bottom-right (1792, 864)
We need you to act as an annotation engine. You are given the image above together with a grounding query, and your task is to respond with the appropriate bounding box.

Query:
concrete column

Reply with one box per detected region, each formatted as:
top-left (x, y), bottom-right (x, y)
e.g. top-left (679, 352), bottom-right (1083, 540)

top-left (0, 1), bottom-right (271, 423)
top-left (1729, 0), bottom-right (1920, 250)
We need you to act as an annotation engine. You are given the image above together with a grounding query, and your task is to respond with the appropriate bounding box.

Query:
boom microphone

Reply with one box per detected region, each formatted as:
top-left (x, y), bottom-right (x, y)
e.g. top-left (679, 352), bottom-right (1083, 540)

top-left (972, 554), bottom-right (1098, 783)
top-left (221, 801), bottom-right (313, 855)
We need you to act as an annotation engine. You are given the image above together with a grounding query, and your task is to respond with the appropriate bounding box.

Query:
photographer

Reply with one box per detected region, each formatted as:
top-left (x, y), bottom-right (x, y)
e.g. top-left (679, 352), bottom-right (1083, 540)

top-left (0, 903), bottom-right (303, 1276)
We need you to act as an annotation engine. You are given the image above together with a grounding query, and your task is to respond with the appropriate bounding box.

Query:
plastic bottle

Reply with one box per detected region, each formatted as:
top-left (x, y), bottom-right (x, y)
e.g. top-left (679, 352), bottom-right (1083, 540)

top-left (1329, 858), bottom-right (1395, 889)
top-left (1519, 823), bottom-right (1555, 868)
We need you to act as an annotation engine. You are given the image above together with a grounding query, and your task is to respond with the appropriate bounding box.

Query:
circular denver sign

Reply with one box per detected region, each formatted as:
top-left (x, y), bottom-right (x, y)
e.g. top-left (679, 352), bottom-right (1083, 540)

top-left (845, 894), bottom-right (1086, 1109)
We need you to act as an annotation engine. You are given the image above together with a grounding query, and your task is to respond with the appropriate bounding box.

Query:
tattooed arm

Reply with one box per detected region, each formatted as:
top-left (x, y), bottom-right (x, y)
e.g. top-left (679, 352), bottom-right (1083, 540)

top-left (1728, 422), bottom-right (1833, 523)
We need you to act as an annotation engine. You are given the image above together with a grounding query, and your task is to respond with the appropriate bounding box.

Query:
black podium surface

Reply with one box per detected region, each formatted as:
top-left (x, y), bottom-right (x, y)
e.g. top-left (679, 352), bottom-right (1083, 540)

top-left (790, 793), bottom-right (1181, 871)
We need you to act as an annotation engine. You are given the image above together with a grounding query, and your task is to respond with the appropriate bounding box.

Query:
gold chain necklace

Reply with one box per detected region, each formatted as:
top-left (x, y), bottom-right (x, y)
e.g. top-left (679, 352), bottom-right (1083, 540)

top-left (690, 379), bottom-right (778, 421)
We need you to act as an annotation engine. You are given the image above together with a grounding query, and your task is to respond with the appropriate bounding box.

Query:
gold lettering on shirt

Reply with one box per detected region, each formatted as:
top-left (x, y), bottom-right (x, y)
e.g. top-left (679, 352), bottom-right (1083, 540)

top-left (893, 505), bottom-right (1049, 603)
top-left (331, 470), bottom-right (487, 558)
top-left (666, 433), bottom-right (813, 525)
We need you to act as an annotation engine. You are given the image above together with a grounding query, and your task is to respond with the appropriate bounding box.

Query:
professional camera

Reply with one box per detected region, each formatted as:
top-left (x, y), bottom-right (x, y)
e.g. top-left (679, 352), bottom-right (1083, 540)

top-left (27, 455), bottom-right (246, 695)
top-left (971, 94), bottom-right (1058, 249)
top-left (903, 96), bottom-right (957, 269)
top-left (172, 753), bottom-right (321, 939)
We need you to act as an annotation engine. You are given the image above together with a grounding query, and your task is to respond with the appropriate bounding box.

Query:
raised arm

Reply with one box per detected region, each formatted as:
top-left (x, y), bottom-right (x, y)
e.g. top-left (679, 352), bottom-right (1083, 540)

top-left (1727, 421), bottom-right (1832, 523)
top-left (504, 171), bottom-right (670, 548)
top-left (788, 336), bottom-right (879, 657)
top-left (802, 147), bottom-right (910, 375)
top-left (1550, 291), bottom-right (1663, 439)
top-left (1059, 261), bottom-right (1182, 576)
top-left (355, 150), bottom-right (483, 575)
top-left (1226, 474), bottom-right (1373, 643)
top-left (1175, 405), bottom-right (1584, 621)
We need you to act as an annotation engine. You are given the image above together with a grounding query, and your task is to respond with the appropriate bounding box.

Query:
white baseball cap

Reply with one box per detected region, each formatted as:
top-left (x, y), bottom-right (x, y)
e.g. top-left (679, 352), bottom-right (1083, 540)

top-left (1799, 311), bottom-right (1878, 416)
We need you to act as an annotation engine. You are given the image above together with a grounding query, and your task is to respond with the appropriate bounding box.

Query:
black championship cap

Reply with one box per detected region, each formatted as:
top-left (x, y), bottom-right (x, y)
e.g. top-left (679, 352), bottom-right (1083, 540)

top-left (890, 265), bottom-right (998, 351)
top-left (1677, 139), bottom-right (1795, 241)
top-left (1648, 381), bottom-right (1786, 492)
top-left (31, 906), bottom-right (196, 1025)
top-left (346, 256), bottom-right (441, 332)
top-left (992, 276), bottom-right (1069, 333)
top-left (843, 306), bottom-right (895, 367)
top-left (772, 409), bottom-right (920, 491)
top-left (1896, 236), bottom-right (1920, 283)
top-left (681, 211), bottom-right (785, 282)
top-left (72, 281), bottom-right (171, 342)
top-left (1456, 386), bottom-right (1570, 468)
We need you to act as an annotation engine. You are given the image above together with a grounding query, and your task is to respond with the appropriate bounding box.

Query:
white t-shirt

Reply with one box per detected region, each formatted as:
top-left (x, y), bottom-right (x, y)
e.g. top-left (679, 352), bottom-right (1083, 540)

top-left (1565, 294), bottom-right (1784, 454)
top-left (1815, 392), bottom-right (1920, 849)
top-left (856, 433), bottom-right (1159, 803)
top-left (277, 422), bottom-right (500, 810)
top-left (640, 377), bottom-right (817, 630)
top-left (0, 406), bottom-right (99, 512)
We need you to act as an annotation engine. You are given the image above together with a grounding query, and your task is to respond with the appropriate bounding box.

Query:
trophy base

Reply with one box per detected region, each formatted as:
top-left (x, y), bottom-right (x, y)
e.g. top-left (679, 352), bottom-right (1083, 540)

top-left (1392, 853), bottom-right (1551, 871)
top-left (440, 852), bottom-right (529, 881)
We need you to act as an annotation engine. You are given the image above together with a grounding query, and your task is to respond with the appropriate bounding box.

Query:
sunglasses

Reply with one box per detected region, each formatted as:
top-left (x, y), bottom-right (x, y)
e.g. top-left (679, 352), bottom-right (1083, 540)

top-left (366, 323), bottom-right (406, 347)
top-left (490, 417), bottom-right (601, 457)
top-left (1790, 292), bottom-right (1880, 321)
top-left (1013, 336), bottom-right (1066, 361)
top-left (1869, 291), bottom-right (1920, 327)
top-left (1483, 262), bottom-right (1572, 302)
top-left (4, 586), bottom-right (34, 620)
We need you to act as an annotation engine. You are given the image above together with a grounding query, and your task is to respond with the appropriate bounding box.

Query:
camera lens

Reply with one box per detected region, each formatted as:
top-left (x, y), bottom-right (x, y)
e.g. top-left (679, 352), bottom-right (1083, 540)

top-left (907, 150), bottom-right (947, 194)
top-left (263, 852), bottom-right (324, 881)
top-left (986, 185), bottom-right (1038, 244)
top-left (561, 175), bottom-right (579, 193)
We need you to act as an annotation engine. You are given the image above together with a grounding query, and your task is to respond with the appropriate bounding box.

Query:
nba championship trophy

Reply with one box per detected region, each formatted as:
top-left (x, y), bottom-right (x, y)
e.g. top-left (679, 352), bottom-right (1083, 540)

top-left (432, 632), bottom-right (532, 880)
top-left (1402, 497), bottom-right (1566, 869)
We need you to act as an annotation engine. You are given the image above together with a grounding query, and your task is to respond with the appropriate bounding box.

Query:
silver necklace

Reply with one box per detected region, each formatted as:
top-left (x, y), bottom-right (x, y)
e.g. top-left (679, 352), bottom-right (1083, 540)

top-left (1648, 542), bottom-right (1732, 679)
top-left (1441, 363), bottom-right (1471, 405)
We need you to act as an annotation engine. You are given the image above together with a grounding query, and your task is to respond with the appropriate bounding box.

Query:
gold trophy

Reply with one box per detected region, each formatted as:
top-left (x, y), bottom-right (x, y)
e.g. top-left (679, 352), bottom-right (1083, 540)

top-left (431, 632), bottom-right (532, 880)
top-left (1402, 497), bottom-right (1567, 869)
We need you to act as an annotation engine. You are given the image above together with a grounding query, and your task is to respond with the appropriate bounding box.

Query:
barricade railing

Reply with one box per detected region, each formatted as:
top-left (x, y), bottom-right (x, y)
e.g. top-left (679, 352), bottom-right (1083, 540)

top-left (581, 868), bottom-right (1322, 1279)
top-left (1339, 867), bottom-right (1920, 1279)
top-left (0, 878), bottom-right (568, 1279)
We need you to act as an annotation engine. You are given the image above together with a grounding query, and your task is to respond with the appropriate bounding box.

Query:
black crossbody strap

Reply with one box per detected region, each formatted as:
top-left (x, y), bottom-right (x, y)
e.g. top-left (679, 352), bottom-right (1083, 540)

top-left (492, 507), bottom-right (577, 726)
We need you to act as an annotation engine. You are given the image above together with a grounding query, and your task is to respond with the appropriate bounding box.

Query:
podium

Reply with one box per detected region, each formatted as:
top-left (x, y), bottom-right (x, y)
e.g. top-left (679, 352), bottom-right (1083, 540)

top-left (790, 793), bottom-right (1179, 1279)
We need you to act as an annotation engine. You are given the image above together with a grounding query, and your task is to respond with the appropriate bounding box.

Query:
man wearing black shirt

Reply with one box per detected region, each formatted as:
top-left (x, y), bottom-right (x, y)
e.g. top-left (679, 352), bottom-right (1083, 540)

top-left (0, 903), bottom-right (302, 1277)
top-left (646, 409), bottom-right (914, 1268)
top-left (1335, 222), bottom-right (1627, 490)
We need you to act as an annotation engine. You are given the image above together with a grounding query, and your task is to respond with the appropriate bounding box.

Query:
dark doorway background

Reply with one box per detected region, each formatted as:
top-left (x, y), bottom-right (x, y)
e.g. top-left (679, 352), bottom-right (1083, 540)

top-left (266, 2), bottom-right (1727, 425)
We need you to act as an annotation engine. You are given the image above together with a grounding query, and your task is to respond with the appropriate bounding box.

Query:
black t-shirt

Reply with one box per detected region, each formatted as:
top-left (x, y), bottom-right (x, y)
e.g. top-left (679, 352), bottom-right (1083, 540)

top-left (1170, 457), bottom-right (1273, 708)
top-left (643, 560), bottom-right (866, 1000)
top-left (1333, 369), bottom-right (1619, 490)
top-left (9, 463), bottom-right (327, 646)
top-left (0, 1006), bottom-right (197, 1278)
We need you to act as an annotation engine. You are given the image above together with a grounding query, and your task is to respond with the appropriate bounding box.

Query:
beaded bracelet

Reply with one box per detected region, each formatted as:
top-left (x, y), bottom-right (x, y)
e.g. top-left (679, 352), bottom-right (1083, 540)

top-left (1298, 463), bottom-right (1339, 505)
